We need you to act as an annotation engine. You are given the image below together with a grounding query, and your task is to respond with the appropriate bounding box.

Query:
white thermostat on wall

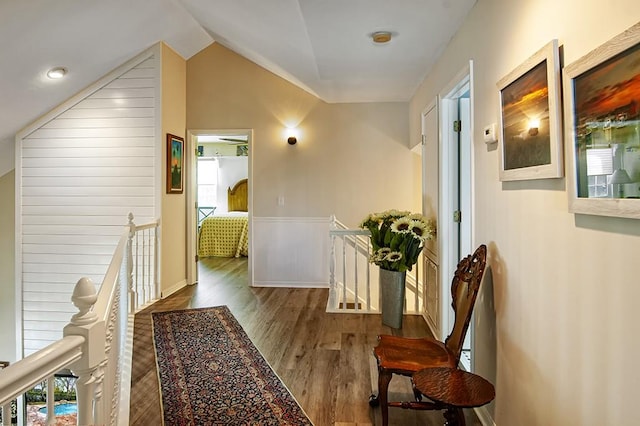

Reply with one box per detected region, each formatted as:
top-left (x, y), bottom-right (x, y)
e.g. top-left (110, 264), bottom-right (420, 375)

top-left (483, 123), bottom-right (498, 144)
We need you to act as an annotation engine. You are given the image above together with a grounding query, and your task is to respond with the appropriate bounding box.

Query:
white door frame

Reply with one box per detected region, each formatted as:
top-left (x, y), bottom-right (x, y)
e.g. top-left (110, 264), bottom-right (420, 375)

top-left (437, 60), bottom-right (476, 364)
top-left (186, 129), bottom-right (254, 286)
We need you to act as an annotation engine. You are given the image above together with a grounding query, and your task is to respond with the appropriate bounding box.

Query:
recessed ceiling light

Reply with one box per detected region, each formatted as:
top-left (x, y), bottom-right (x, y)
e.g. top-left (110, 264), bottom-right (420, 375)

top-left (47, 67), bottom-right (68, 79)
top-left (371, 31), bottom-right (392, 44)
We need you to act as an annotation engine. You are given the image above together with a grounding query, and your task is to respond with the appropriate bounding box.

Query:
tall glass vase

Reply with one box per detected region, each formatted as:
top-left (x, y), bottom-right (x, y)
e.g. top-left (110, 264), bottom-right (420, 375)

top-left (379, 268), bottom-right (406, 329)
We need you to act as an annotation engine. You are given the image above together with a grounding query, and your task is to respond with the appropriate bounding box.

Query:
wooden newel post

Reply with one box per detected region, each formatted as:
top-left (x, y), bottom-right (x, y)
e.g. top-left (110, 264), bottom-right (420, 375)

top-left (63, 277), bottom-right (105, 426)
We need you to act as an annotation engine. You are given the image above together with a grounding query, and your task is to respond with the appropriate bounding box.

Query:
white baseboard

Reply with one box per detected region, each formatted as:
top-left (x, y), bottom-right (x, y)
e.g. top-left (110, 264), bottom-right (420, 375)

top-left (474, 405), bottom-right (495, 426)
top-left (161, 279), bottom-right (187, 298)
top-left (252, 280), bottom-right (328, 288)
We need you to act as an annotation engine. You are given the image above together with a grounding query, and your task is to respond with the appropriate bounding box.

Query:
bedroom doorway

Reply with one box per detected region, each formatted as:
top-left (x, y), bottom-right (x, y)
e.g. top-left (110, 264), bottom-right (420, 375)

top-left (186, 129), bottom-right (253, 286)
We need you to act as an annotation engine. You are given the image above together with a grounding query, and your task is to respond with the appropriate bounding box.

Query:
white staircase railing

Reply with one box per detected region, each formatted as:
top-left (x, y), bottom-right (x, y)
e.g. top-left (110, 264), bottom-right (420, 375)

top-left (328, 215), bottom-right (424, 315)
top-left (0, 213), bottom-right (159, 426)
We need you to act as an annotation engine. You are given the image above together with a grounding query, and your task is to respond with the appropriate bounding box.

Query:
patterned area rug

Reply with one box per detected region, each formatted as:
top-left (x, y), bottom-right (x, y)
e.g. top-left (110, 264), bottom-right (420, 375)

top-left (152, 306), bottom-right (313, 425)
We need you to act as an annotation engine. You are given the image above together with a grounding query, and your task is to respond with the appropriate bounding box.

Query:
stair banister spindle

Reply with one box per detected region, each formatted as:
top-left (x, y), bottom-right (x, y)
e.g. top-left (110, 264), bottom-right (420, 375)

top-left (127, 213), bottom-right (136, 314)
top-left (154, 222), bottom-right (160, 300)
top-left (366, 237), bottom-right (371, 311)
top-left (139, 229), bottom-right (144, 304)
top-left (414, 259), bottom-right (420, 312)
top-left (329, 215), bottom-right (336, 303)
top-left (136, 232), bottom-right (141, 309)
top-left (92, 359), bottom-right (107, 425)
top-left (353, 235), bottom-right (359, 311)
top-left (146, 228), bottom-right (152, 304)
top-left (143, 229), bottom-right (148, 304)
top-left (46, 376), bottom-right (55, 425)
top-left (341, 234), bottom-right (347, 309)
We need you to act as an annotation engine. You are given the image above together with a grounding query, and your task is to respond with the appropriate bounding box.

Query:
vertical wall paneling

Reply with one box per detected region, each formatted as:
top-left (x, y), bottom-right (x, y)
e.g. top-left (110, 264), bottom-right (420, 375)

top-left (252, 217), bottom-right (330, 287)
top-left (18, 49), bottom-right (159, 355)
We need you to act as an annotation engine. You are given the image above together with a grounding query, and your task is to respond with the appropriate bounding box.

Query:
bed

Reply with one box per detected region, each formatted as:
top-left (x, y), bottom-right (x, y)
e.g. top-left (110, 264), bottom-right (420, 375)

top-left (198, 179), bottom-right (249, 258)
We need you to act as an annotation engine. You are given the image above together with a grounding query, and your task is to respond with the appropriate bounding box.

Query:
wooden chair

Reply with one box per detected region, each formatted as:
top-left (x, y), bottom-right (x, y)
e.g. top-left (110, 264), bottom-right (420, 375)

top-left (370, 244), bottom-right (487, 425)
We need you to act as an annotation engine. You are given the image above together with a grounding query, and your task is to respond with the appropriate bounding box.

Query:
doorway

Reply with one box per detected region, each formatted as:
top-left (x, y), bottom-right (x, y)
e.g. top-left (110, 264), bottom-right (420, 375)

top-left (186, 129), bottom-right (253, 287)
top-left (438, 61), bottom-right (474, 371)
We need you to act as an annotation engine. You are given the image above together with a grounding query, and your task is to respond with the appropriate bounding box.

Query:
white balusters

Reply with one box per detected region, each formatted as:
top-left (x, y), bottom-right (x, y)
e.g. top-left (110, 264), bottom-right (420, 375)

top-left (341, 233), bottom-right (347, 309)
top-left (329, 215), bottom-right (337, 305)
top-left (127, 213), bottom-right (159, 312)
top-left (0, 214), bottom-right (159, 426)
top-left (328, 216), bottom-right (424, 315)
top-left (46, 377), bottom-right (55, 425)
top-left (127, 213), bottom-right (136, 313)
top-left (153, 225), bottom-right (160, 301)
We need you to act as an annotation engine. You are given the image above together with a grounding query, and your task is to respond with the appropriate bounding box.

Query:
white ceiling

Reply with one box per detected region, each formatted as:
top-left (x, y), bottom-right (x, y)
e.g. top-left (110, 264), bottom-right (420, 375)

top-left (0, 0), bottom-right (476, 147)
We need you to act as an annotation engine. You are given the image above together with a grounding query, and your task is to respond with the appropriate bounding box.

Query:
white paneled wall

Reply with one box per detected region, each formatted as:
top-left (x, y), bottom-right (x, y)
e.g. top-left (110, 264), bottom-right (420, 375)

top-left (19, 53), bottom-right (159, 354)
top-left (252, 217), bottom-right (330, 287)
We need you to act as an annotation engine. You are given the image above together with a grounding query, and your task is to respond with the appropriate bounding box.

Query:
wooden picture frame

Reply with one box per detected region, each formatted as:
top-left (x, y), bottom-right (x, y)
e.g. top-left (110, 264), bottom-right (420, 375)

top-left (563, 22), bottom-right (640, 219)
top-left (497, 39), bottom-right (563, 181)
top-left (166, 133), bottom-right (184, 194)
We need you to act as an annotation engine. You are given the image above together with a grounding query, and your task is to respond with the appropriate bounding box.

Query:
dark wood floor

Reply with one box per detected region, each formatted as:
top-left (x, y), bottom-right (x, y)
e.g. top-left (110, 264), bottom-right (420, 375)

top-left (129, 257), bottom-right (482, 425)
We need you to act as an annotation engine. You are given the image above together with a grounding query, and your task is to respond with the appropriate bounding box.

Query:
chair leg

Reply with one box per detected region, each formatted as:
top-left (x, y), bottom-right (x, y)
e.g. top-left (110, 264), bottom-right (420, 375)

top-left (443, 407), bottom-right (466, 426)
top-left (377, 369), bottom-right (392, 426)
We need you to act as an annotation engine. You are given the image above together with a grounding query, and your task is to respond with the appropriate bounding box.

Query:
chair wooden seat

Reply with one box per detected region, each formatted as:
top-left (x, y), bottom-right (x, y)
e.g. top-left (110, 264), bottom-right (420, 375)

top-left (371, 244), bottom-right (487, 426)
top-left (373, 335), bottom-right (455, 376)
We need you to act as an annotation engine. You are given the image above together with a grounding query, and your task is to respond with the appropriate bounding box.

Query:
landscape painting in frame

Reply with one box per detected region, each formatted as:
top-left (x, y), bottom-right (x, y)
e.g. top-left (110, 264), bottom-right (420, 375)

top-left (497, 40), bottom-right (563, 181)
top-left (563, 21), bottom-right (640, 219)
top-left (166, 133), bottom-right (184, 194)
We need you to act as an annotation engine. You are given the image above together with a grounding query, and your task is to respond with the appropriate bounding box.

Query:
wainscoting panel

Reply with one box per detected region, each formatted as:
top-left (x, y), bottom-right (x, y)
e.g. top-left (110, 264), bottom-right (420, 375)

top-left (252, 217), bottom-right (330, 288)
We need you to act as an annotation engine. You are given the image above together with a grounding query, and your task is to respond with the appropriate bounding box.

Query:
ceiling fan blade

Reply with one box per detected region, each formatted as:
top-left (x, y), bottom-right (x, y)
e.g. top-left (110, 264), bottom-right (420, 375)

top-left (220, 137), bottom-right (248, 144)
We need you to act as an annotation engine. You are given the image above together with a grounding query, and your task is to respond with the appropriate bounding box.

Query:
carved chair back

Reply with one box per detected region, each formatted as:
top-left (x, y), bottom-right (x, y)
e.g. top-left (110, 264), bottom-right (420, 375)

top-left (443, 244), bottom-right (487, 364)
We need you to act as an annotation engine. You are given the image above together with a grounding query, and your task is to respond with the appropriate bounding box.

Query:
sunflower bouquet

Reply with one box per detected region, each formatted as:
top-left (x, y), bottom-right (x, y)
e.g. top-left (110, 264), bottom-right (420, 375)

top-left (359, 210), bottom-right (436, 273)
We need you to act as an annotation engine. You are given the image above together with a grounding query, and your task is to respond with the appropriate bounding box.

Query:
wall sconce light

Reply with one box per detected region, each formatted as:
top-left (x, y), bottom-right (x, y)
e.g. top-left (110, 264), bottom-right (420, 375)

top-left (286, 128), bottom-right (299, 145)
top-left (528, 118), bottom-right (540, 137)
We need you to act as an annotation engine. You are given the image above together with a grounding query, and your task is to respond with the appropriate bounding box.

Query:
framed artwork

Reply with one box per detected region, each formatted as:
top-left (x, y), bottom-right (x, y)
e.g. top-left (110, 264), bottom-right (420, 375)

top-left (497, 39), bottom-right (563, 181)
top-left (563, 22), bottom-right (640, 219)
top-left (166, 133), bottom-right (184, 194)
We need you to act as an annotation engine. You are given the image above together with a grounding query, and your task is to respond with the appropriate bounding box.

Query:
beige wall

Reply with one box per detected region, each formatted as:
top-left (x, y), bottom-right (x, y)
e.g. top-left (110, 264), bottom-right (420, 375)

top-left (161, 43), bottom-right (188, 294)
top-left (187, 43), bottom-right (419, 227)
top-left (410, 1), bottom-right (640, 424)
top-left (0, 170), bottom-right (15, 362)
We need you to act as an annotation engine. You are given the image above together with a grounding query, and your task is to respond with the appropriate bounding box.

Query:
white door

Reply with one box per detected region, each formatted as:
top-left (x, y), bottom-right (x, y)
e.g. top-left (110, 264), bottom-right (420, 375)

top-left (421, 100), bottom-right (440, 336)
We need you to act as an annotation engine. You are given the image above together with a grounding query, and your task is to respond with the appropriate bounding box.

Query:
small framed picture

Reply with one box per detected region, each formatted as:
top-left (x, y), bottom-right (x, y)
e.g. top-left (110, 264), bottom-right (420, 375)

top-left (563, 22), bottom-right (640, 218)
top-left (166, 133), bottom-right (184, 194)
top-left (497, 39), bottom-right (563, 181)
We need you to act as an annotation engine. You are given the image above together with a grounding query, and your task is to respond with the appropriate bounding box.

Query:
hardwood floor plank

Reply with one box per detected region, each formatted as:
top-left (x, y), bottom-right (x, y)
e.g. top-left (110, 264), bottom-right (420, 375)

top-left (129, 257), bottom-right (483, 426)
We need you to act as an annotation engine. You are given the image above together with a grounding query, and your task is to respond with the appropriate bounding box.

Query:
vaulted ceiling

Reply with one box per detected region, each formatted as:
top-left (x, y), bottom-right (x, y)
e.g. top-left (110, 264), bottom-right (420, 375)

top-left (0, 0), bottom-right (476, 145)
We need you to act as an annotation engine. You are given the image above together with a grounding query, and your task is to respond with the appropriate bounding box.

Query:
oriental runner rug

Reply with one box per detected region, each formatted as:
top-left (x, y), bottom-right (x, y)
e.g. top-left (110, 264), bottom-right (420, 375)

top-left (151, 306), bottom-right (313, 425)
